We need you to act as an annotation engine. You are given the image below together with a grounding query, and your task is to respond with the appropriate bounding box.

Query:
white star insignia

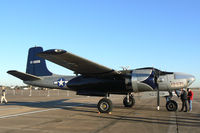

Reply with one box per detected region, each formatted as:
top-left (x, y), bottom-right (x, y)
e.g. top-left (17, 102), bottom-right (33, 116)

top-left (54, 78), bottom-right (68, 87)
top-left (58, 78), bottom-right (64, 86)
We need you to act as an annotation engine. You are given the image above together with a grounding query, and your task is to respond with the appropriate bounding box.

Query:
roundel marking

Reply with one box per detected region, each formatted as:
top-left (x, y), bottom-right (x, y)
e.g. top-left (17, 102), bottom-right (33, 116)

top-left (57, 78), bottom-right (67, 87)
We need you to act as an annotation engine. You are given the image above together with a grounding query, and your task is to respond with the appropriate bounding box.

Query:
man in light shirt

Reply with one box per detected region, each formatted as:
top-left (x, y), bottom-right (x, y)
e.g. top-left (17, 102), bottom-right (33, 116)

top-left (1, 86), bottom-right (8, 104)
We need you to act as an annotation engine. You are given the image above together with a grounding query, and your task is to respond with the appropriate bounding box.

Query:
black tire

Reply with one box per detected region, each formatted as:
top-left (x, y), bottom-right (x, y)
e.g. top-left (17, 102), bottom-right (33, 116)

top-left (97, 98), bottom-right (113, 113)
top-left (123, 95), bottom-right (135, 107)
top-left (166, 100), bottom-right (178, 111)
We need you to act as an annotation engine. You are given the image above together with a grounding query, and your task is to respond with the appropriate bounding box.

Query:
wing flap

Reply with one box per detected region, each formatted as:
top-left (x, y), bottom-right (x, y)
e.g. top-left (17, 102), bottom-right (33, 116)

top-left (7, 70), bottom-right (41, 81)
top-left (37, 49), bottom-right (119, 76)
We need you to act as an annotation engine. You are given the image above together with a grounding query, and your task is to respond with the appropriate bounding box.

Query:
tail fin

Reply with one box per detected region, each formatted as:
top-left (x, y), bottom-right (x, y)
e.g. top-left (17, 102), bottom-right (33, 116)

top-left (26, 47), bottom-right (52, 76)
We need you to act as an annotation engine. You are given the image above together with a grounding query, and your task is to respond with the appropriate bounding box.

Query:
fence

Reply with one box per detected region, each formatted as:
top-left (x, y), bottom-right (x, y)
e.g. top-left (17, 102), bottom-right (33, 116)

top-left (4, 89), bottom-right (76, 97)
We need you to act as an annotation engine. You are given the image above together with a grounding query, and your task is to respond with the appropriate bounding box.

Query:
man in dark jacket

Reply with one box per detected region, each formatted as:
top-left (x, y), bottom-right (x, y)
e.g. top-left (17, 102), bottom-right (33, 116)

top-left (180, 88), bottom-right (188, 112)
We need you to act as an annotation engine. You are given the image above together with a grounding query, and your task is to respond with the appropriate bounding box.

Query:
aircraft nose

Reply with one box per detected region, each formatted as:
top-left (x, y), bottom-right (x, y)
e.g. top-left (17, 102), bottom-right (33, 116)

top-left (187, 75), bottom-right (195, 86)
top-left (174, 73), bottom-right (196, 86)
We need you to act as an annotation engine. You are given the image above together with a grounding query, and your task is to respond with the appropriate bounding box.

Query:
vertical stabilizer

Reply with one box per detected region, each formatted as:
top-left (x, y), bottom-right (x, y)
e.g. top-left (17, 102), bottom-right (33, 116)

top-left (26, 47), bottom-right (52, 76)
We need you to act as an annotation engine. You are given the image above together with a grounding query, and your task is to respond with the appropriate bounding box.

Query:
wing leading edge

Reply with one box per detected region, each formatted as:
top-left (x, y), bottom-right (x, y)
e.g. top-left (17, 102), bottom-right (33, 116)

top-left (37, 49), bottom-right (120, 76)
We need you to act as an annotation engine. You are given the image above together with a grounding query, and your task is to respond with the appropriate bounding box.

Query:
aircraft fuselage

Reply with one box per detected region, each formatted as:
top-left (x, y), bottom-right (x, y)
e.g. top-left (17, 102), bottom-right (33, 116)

top-left (24, 68), bottom-right (195, 97)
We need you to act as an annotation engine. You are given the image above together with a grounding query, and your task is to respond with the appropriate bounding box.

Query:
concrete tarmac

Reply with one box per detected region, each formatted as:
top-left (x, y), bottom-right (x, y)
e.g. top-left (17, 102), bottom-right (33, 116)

top-left (0, 90), bottom-right (199, 133)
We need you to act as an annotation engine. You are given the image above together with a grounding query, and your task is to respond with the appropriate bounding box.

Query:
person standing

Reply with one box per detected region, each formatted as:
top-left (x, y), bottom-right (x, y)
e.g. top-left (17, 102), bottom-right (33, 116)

top-left (180, 88), bottom-right (188, 112)
top-left (1, 86), bottom-right (8, 104)
top-left (187, 88), bottom-right (193, 111)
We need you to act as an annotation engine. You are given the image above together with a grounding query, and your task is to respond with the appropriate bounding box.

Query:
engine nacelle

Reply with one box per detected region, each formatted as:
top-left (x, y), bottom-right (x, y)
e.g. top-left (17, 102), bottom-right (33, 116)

top-left (125, 68), bottom-right (157, 92)
top-left (67, 76), bottom-right (126, 96)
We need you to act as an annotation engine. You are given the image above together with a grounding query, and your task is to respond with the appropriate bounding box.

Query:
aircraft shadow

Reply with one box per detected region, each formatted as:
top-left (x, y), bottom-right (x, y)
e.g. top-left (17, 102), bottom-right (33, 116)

top-left (1, 99), bottom-right (98, 113)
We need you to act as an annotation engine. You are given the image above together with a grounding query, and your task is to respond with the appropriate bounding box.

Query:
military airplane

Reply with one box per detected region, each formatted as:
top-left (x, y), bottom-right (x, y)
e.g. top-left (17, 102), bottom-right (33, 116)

top-left (7, 47), bottom-right (195, 113)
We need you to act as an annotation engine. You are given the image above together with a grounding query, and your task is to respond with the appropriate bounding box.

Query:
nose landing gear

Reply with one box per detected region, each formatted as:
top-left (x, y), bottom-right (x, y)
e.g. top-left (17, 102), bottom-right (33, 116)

top-left (165, 91), bottom-right (178, 111)
top-left (166, 100), bottom-right (178, 111)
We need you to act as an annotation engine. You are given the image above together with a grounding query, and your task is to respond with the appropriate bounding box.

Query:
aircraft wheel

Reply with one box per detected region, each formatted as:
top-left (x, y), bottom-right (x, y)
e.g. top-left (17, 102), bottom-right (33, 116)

top-left (123, 95), bottom-right (135, 107)
top-left (166, 100), bottom-right (178, 111)
top-left (97, 98), bottom-right (113, 113)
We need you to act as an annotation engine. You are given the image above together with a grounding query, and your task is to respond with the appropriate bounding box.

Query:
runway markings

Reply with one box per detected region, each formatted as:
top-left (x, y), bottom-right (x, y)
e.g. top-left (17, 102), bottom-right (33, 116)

top-left (0, 104), bottom-right (85, 119)
top-left (0, 108), bottom-right (59, 119)
top-left (0, 97), bottom-right (89, 119)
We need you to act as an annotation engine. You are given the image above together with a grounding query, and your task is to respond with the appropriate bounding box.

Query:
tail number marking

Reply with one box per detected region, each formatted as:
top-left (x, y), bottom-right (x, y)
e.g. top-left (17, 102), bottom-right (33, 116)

top-left (30, 60), bottom-right (41, 64)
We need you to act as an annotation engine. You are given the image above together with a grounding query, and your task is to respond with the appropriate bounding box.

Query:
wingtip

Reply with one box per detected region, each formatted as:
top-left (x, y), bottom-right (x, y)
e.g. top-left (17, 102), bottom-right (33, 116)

top-left (7, 70), bottom-right (17, 74)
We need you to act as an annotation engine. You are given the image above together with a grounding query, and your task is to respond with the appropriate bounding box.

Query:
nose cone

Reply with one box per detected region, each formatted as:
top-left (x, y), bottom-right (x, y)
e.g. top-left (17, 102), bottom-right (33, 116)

top-left (187, 75), bottom-right (196, 86)
top-left (174, 72), bottom-right (196, 86)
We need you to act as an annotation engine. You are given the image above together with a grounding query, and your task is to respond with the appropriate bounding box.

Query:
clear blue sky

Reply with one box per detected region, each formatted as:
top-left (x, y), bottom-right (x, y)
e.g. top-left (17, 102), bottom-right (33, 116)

top-left (0, 0), bottom-right (199, 87)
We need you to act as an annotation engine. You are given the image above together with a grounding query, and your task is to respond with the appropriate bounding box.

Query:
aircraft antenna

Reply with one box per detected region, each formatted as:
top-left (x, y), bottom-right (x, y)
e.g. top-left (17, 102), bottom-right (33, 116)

top-left (121, 66), bottom-right (130, 70)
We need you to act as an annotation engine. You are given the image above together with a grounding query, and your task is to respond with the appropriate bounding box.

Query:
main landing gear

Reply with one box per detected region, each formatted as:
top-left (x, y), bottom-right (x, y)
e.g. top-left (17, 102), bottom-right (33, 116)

top-left (97, 98), bottom-right (113, 113)
top-left (97, 93), bottom-right (135, 113)
top-left (123, 94), bottom-right (135, 107)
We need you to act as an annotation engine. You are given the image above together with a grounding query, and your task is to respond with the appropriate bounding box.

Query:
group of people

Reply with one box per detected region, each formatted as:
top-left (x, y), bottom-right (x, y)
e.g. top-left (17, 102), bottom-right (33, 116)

top-left (180, 88), bottom-right (193, 112)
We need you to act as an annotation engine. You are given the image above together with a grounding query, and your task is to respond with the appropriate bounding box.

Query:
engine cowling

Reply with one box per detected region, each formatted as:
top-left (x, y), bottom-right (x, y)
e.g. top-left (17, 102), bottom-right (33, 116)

top-left (125, 68), bottom-right (157, 92)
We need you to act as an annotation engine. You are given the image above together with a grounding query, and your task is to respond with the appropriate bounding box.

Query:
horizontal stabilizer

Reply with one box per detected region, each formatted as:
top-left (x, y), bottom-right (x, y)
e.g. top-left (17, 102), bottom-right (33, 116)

top-left (7, 70), bottom-right (41, 81)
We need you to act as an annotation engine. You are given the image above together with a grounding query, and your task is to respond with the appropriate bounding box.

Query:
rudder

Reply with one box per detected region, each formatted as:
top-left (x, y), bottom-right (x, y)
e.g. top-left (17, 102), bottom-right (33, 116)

top-left (26, 47), bottom-right (52, 76)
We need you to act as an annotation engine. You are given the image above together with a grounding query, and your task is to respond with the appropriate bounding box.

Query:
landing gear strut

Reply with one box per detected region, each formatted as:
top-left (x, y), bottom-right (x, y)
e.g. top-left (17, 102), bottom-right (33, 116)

top-left (123, 94), bottom-right (135, 107)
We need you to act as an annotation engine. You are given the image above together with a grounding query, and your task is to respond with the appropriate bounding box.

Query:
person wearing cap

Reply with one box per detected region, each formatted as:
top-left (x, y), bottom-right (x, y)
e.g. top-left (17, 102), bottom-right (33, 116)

top-left (180, 88), bottom-right (188, 112)
top-left (1, 86), bottom-right (8, 104)
top-left (187, 88), bottom-right (193, 111)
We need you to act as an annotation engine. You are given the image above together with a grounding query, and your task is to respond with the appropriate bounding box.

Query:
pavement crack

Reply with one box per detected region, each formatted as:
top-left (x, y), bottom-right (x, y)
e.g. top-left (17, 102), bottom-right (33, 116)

top-left (92, 114), bottom-right (127, 133)
top-left (92, 104), bottom-right (146, 133)
top-left (175, 112), bottom-right (179, 133)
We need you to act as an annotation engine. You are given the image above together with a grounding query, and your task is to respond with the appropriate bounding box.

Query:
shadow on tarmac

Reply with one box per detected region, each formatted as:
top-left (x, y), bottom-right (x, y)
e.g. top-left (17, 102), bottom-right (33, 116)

top-left (1, 99), bottom-right (200, 128)
top-left (1, 99), bottom-right (98, 113)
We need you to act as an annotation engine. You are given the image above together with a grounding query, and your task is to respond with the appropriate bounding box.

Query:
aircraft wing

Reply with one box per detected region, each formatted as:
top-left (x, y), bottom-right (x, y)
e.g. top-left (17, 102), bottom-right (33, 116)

top-left (37, 49), bottom-right (120, 76)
